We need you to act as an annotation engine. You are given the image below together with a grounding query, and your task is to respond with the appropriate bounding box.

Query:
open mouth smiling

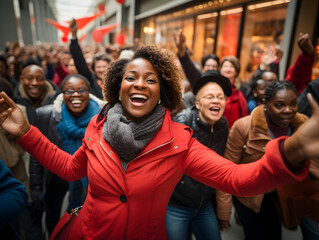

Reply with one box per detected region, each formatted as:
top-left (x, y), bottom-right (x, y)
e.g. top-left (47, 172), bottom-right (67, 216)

top-left (130, 94), bottom-right (148, 105)
top-left (209, 106), bottom-right (220, 112)
top-left (71, 99), bottom-right (83, 107)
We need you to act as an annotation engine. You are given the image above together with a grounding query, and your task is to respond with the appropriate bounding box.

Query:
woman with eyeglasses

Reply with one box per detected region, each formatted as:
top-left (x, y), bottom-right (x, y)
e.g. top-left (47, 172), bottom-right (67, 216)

top-left (1, 46), bottom-right (319, 239)
top-left (166, 70), bottom-right (231, 240)
top-left (28, 74), bottom-right (106, 236)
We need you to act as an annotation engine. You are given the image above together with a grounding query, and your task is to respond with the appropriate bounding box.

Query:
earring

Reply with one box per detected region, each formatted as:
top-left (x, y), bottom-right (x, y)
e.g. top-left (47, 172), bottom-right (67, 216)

top-left (119, 96), bottom-right (121, 101)
top-left (158, 99), bottom-right (161, 104)
top-left (264, 107), bottom-right (267, 112)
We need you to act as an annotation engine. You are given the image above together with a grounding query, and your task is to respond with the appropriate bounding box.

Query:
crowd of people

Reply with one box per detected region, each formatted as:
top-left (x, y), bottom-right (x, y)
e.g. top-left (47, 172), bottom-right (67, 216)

top-left (0, 19), bottom-right (319, 240)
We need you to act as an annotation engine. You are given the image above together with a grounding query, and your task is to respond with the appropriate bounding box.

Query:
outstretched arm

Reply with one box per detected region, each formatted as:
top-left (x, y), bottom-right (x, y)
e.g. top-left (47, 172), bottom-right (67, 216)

top-left (0, 92), bottom-right (87, 182)
top-left (285, 33), bottom-right (315, 94)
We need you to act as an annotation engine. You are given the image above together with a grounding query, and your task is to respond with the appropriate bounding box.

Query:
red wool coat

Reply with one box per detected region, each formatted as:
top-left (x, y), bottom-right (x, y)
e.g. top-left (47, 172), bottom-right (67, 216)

top-left (17, 108), bottom-right (308, 240)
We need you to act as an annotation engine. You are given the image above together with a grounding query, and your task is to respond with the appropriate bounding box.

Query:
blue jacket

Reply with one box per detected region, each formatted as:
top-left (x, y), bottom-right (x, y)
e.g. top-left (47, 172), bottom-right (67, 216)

top-left (0, 159), bottom-right (28, 228)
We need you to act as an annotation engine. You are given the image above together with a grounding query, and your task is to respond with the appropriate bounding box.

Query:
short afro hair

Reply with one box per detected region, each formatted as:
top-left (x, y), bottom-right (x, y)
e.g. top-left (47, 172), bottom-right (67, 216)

top-left (104, 45), bottom-right (183, 111)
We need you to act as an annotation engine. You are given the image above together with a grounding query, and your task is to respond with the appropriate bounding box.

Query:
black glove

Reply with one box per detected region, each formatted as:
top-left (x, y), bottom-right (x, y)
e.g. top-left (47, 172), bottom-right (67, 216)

top-left (28, 199), bottom-right (44, 226)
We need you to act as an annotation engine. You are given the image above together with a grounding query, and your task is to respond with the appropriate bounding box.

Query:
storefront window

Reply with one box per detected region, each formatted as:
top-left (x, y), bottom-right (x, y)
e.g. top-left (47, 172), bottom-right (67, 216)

top-left (141, 17), bottom-right (156, 45)
top-left (239, 1), bottom-right (289, 82)
top-left (153, 18), bottom-right (194, 54)
top-left (193, 12), bottom-right (218, 63)
top-left (216, 8), bottom-right (242, 59)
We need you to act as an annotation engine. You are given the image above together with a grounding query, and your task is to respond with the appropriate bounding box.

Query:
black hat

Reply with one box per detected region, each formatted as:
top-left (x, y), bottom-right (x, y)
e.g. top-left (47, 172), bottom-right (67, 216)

top-left (193, 70), bottom-right (232, 97)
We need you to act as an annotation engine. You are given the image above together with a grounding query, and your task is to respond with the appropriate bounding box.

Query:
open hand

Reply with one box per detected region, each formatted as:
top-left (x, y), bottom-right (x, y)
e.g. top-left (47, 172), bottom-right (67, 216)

top-left (260, 49), bottom-right (277, 70)
top-left (285, 93), bottom-right (319, 164)
top-left (0, 92), bottom-right (30, 138)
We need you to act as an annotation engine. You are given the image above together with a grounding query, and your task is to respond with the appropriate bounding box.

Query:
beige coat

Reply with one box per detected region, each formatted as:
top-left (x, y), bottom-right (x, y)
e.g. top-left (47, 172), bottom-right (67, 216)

top-left (0, 104), bottom-right (30, 198)
top-left (216, 105), bottom-right (308, 221)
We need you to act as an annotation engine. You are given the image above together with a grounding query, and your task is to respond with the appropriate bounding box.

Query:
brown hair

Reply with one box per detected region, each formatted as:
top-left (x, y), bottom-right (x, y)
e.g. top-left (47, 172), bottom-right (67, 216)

top-left (220, 56), bottom-right (240, 76)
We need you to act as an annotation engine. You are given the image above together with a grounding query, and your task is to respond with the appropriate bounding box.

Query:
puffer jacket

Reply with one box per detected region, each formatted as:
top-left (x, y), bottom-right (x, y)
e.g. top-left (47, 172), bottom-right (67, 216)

top-left (216, 105), bottom-right (308, 221)
top-left (169, 106), bottom-right (228, 208)
top-left (17, 105), bottom-right (309, 240)
top-left (29, 93), bottom-right (106, 200)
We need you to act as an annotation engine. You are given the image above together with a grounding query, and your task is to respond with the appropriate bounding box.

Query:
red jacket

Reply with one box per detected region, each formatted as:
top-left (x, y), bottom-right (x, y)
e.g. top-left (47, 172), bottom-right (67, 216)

top-left (224, 87), bottom-right (248, 129)
top-left (285, 52), bottom-right (315, 95)
top-left (17, 108), bottom-right (308, 240)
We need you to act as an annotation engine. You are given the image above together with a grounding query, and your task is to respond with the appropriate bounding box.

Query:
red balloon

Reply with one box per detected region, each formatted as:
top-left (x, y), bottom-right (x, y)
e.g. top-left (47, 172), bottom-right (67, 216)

top-left (115, 34), bottom-right (125, 46)
top-left (116, 0), bottom-right (125, 5)
top-left (92, 30), bottom-right (104, 43)
top-left (61, 35), bottom-right (68, 43)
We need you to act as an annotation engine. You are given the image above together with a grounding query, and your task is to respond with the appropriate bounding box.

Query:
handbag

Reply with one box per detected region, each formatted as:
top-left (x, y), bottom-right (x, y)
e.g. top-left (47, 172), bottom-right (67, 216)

top-left (49, 206), bottom-right (82, 240)
top-left (277, 177), bottom-right (319, 229)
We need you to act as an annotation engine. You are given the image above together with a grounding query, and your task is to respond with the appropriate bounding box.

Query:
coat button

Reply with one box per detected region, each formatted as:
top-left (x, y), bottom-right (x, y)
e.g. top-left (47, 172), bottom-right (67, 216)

top-left (120, 195), bottom-right (127, 203)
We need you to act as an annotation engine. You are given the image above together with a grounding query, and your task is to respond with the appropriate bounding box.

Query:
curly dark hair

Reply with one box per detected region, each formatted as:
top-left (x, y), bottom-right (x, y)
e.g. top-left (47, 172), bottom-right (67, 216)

top-left (104, 45), bottom-right (183, 111)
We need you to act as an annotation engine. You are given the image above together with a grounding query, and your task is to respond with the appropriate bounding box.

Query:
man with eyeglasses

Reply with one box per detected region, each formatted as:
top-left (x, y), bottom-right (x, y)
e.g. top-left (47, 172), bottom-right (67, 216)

top-left (166, 70), bottom-right (232, 240)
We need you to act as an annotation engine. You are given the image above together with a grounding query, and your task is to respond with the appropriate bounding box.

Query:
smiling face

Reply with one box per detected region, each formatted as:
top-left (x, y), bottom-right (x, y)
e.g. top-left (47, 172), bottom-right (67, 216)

top-left (264, 89), bottom-right (298, 128)
top-left (119, 58), bottom-right (161, 121)
top-left (62, 76), bottom-right (90, 117)
top-left (195, 82), bottom-right (226, 125)
top-left (220, 60), bottom-right (237, 83)
top-left (20, 65), bottom-right (45, 100)
top-left (94, 60), bottom-right (109, 80)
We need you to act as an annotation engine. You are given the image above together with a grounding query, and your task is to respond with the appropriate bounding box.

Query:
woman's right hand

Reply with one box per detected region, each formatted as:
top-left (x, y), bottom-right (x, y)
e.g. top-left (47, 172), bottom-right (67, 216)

top-left (0, 92), bottom-right (30, 139)
top-left (284, 93), bottom-right (319, 165)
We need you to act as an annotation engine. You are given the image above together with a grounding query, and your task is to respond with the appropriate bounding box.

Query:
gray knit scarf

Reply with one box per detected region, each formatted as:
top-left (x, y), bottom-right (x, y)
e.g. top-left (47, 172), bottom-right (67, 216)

top-left (103, 103), bottom-right (166, 171)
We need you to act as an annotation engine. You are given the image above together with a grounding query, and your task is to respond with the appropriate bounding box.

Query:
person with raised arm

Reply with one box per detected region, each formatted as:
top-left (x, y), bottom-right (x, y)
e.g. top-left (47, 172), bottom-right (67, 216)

top-left (0, 45), bottom-right (319, 240)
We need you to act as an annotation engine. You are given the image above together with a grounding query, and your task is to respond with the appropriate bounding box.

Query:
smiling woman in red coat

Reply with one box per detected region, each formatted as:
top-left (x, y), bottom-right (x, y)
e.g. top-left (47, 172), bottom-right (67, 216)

top-left (1, 45), bottom-right (319, 240)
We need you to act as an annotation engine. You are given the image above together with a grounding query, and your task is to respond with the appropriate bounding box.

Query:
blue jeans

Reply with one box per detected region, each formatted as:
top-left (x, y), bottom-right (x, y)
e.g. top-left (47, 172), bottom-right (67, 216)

top-left (166, 203), bottom-right (221, 240)
top-left (300, 217), bottom-right (319, 240)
